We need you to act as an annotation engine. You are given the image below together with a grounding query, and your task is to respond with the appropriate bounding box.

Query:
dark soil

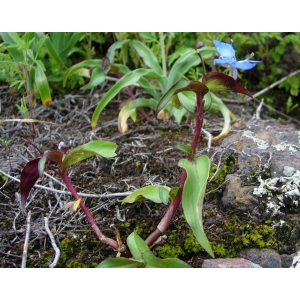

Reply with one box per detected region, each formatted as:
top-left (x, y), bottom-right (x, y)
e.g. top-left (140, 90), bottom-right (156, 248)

top-left (0, 82), bottom-right (299, 268)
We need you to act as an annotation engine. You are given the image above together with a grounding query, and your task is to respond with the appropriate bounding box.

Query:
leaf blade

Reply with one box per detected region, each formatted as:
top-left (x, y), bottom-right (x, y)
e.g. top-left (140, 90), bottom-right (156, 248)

top-left (20, 158), bottom-right (41, 209)
top-left (179, 156), bottom-right (214, 257)
top-left (122, 185), bottom-right (171, 205)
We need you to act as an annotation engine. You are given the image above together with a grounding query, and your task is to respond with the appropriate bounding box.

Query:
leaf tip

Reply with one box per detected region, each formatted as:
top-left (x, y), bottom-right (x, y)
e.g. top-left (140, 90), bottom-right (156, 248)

top-left (43, 98), bottom-right (52, 106)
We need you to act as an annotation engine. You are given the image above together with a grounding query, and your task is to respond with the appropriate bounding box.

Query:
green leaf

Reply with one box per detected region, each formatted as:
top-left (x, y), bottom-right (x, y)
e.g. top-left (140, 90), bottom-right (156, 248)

top-left (127, 232), bottom-right (149, 261)
top-left (81, 66), bottom-right (106, 90)
top-left (169, 186), bottom-right (179, 201)
top-left (38, 156), bottom-right (47, 177)
top-left (137, 77), bottom-right (161, 99)
top-left (141, 250), bottom-right (191, 268)
top-left (106, 40), bottom-right (130, 64)
top-left (59, 141), bottom-right (117, 173)
top-left (34, 64), bottom-right (51, 106)
top-left (156, 79), bottom-right (189, 112)
top-left (0, 32), bottom-right (23, 46)
top-left (59, 32), bottom-right (85, 62)
top-left (157, 80), bottom-right (208, 114)
top-left (62, 59), bottom-right (102, 87)
top-left (130, 40), bottom-right (164, 77)
top-left (91, 68), bottom-right (164, 129)
top-left (176, 144), bottom-right (194, 155)
top-left (6, 44), bottom-right (24, 63)
top-left (178, 155), bottom-right (214, 257)
top-left (167, 47), bottom-right (216, 89)
top-left (128, 98), bottom-right (157, 110)
top-left (96, 257), bottom-right (144, 268)
top-left (39, 33), bottom-right (65, 67)
top-left (177, 91), bottom-right (197, 113)
top-left (127, 232), bottom-right (190, 268)
top-left (122, 185), bottom-right (171, 205)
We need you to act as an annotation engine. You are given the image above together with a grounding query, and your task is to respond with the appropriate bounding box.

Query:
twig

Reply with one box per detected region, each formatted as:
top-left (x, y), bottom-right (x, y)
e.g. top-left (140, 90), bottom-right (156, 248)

top-left (252, 69), bottom-right (300, 99)
top-left (202, 128), bottom-right (212, 151)
top-left (21, 210), bottom-right (31, 268)
top-left (0, 169), bottom-right (131, 198)
top-left (44, 217), bottom-right (60, 268)
top-left (255, 99), bottom-right (264, 120)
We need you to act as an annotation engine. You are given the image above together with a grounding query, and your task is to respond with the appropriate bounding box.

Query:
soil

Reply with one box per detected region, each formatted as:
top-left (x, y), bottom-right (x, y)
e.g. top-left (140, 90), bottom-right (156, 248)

top-left (0, 81), bottom-right (299, 268)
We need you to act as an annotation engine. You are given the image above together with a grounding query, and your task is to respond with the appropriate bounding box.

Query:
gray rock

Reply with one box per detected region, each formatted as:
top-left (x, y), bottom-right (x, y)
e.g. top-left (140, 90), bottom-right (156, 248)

top-left (218, 118), bottom-right (300, 213)
top-left (281, 254), bottom-right (295, 268)
top-left (202, 258), bottom-right (261, 268)
top-left (238, 248), bottom-right (281, 268)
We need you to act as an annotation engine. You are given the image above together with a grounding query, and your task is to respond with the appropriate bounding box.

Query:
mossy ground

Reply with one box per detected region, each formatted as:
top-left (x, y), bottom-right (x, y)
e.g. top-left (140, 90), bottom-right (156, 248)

top-left (153, 216), bottom-right (282, 260)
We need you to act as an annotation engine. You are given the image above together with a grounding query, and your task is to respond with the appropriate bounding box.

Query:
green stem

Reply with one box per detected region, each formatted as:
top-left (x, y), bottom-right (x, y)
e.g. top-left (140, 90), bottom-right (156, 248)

top-left (159, 32), bottom-right (167, 77)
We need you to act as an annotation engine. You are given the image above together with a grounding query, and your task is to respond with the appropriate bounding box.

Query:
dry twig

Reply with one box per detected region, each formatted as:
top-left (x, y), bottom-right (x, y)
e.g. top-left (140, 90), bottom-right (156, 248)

top-left (21, 210), bottom-right (31, 268)
top-left (44, 217), bottom-right (60, 268)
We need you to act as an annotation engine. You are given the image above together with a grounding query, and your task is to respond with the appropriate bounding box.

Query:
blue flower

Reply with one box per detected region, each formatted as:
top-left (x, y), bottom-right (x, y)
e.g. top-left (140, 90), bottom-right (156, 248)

top-left (213, 40), bottom-right (261, 80)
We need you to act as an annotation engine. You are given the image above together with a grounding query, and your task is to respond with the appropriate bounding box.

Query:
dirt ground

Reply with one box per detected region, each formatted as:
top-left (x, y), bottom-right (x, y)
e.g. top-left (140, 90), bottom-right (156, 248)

top-left (0, 81), bottom-right (299, 268)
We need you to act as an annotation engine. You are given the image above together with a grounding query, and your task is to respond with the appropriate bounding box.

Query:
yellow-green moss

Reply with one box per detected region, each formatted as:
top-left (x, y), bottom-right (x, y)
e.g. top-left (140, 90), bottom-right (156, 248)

top-left (203, 209), bottom-right (217, 217)
top-left (154, 218), bottom-right (281, 260)
top-left (156, 244), bottom-right (185, 258)
top-left (121, 221), bottom-right (131, 228)
top-left (158, 129), bottom-right (181, 140)
top-left (27, 232), bottom-right (105, 268)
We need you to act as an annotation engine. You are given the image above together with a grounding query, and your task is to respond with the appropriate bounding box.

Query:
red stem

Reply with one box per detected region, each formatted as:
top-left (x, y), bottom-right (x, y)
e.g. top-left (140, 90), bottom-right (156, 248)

top-left (145, 92), bottom-right (205, 247)
top-left (60, 171), bottom-right (131, 257)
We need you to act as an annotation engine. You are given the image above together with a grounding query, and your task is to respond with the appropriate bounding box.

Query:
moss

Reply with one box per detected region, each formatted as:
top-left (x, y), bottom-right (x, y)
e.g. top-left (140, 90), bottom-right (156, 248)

top-left (121, 222), bottom-right (131, 228)
top-left (134, 225), bottom-right (144, 235)
top-left (225, 221), bottom-right (280, 253)
top-left (154, 218), bottom-right (281, 260)
top-left (207, 157), bottom-right (236, 192)
top-left (203, 209), bottom-right (217, 217)
top-left (183, 233), bottom-right (204, 253)
top-left (27, 232), bottom-right (105, 268)
top-left (158, 129), bottom-right (180, 140)
top-left (156, 244), bottom-right (185, 258)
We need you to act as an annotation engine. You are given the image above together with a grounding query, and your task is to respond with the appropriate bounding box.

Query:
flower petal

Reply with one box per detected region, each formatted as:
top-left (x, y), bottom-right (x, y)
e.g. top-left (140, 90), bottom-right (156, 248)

top-left (213, 57), bottom-right (235, 65)
top-left (232, 61), bottom-right (258, 70)
top-left (213, 40), bottom-right (235, 57)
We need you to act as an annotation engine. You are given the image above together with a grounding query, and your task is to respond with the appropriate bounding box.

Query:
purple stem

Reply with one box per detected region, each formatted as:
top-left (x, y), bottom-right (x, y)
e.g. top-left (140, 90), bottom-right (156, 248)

top-left (60, 171), bottom-right (131, 257)
top-left (115, 72), bottom-right (152, 122)
top-left (145, 92), bottom-right (205, 247)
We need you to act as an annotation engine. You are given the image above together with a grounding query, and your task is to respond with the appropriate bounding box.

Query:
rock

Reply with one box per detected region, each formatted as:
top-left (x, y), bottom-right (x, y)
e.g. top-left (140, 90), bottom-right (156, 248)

top-left (218, 118), bottom-right (300, 214)
top-left (238, 248), bottom-right (282, 268)
top-left (221, 175), bottom-right (257, 210)
top-left (281, 254), bottom-right (295, 268)
top-left (202, 258), bottom-right (261, 268)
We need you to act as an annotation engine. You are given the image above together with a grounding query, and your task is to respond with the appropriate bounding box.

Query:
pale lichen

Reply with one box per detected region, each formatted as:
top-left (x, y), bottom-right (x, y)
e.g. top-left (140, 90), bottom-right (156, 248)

top-left (253, 170), bottom-right (300, 214)
top-left (242, 130), bottom-right (298, 152)
top-left (242, 130), bottom-right (269, 149)
top-left (273, 142), bottom-right (298, 152)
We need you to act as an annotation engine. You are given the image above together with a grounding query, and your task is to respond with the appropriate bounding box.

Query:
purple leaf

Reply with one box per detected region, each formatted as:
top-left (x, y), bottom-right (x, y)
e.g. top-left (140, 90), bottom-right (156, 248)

top-left (202, 72), bottom-right (253, 98)
top-left (20, 158), bottom-right (41, 209)
top-left (45, 150), bottom-right (64, 165)
top-left (101, 56), bottom-right (110, 73)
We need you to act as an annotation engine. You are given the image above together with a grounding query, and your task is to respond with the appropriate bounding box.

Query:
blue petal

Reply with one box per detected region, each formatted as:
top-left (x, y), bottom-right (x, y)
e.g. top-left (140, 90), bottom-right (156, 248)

top-left (213, 57), bottom-right (235, 65)
top-left (213, 40), bottom-right (235, 58)
top-left (232, 68), bottom-right (238, 80)
top-left (232, 61), bottom-right (257, 70)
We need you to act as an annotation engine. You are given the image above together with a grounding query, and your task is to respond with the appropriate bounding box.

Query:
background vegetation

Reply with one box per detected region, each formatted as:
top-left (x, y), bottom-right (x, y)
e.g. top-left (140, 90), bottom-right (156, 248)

top-left (1, 32), bottom-right (299, 118)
